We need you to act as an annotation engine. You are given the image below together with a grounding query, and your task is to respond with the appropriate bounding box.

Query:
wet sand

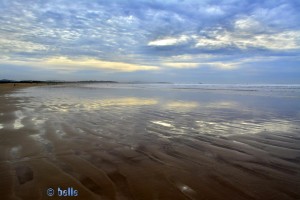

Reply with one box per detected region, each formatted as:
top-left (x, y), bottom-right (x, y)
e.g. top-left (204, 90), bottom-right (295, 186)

top-left (0, 83), bottom-right (48, 93)
top-left (0, 84), bottom-right (300, 199)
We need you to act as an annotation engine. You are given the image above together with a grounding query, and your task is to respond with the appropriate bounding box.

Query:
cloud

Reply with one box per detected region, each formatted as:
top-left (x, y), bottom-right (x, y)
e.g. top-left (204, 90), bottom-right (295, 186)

top-left (148, 35), bottom-right (191, 46)
top-left (196, 28), bottom-right (300, 51)
top-left (163, 62), bottom-right (199, 68)
top-left (0, 38), bottom-right (48, 53)
top-left (234, 17), bottom-right (265, 33)
top-left (0, 0), bottom-right (299, 82)
top-left (162, 60), bottom-right (240, 70)
top-left (0, 57), bottom-right (160, 72)
top-left (161, 55), bottom-right (290, 71)
top-left (205, 62), bottom-right (239, 70)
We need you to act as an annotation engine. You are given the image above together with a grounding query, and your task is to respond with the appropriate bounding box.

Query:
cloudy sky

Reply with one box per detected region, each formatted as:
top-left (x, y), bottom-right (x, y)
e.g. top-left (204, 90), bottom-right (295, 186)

top-left (0, 0), bottom-right (300, 83)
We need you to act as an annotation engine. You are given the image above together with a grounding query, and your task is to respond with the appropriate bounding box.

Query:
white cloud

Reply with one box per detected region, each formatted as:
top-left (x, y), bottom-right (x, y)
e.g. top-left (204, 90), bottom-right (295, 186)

top-left (107, 15), bottom-right (138, 26)
top-left (206, 62), bottom-right (239, 70)
top-left (162, 56), bottom-right (281, 70)
top-left (0, 38), bottom-right (48, 53)
top-left (147, 17), bottom-right (300, 51)
top-left (163, 62), bottom-right (199, 68)
top-left (252, 31), bottom-right (300, 50)
top-left (196, 29), bottom-right (300, 50)
top-left (234, 17), bottom-right (265, 33)
top-left (204, 5), bottom-right (225, 16)
top-left (163, 60), bottom-right (240, 70)
top-left (148, 35), bottom-right (190, 46)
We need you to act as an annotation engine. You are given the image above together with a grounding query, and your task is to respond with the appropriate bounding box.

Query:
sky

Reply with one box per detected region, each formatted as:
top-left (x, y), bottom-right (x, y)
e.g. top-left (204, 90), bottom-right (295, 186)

top-left (0, 0), bottom-right (300, 83)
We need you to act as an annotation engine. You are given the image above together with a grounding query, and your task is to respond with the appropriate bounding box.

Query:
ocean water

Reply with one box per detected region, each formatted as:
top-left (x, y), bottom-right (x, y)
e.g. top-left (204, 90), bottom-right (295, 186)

top-left (2, 84), bottom-right (300, 199)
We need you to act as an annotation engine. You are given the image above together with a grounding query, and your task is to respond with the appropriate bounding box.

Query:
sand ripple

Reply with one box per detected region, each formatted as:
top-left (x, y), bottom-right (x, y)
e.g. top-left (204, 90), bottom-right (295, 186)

top-left (1, 85), bottom-right (300, 199)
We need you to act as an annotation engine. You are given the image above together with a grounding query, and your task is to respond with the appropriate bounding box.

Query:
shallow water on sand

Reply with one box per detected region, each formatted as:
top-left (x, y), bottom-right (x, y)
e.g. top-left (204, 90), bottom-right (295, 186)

top-left (1, 84), bottom-right (300, 199)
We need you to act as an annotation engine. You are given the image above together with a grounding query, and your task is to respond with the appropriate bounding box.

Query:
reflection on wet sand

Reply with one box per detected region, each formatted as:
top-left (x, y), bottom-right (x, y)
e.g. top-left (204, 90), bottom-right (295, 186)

top-left (151, 121), bottom-right (174, 127)
top-left (84, 97), bottom-right (158, 110)
top-left (202, 101), bottom-right (240, 109)
top-left (45, 97), bottom-right (158, 113)
top-left (0, 85), bottom-right (300, 200)
top-left (165, 101), bottom-right (199, 110)
top-left (195, 119), bottom-right (299, 136)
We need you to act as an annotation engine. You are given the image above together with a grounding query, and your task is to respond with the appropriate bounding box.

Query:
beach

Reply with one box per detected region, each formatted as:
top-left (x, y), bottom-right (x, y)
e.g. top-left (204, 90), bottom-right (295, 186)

top-left (0, 84), bottom-right (300, 200)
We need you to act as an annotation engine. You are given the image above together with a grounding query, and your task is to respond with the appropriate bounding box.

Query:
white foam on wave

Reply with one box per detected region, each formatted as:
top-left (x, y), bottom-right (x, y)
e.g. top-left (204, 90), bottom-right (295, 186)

top-left (13, 110), bottom-right (25, 129)
top-left (0, 124), bottom-right (3, 129)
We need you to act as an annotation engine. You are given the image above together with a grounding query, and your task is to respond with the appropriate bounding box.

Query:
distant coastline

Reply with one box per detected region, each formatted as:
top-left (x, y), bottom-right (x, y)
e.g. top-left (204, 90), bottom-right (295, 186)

top-left (0, 79), bottom-right (119, 84)
top-left (0, 79), bottom-right (176, 85)
top-left (0, 80), bottom-right (175, 92)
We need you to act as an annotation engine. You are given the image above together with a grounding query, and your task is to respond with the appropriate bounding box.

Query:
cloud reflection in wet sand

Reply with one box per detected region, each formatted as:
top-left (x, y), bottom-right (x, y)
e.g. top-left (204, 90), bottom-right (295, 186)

top-left (202, 101), bottom-right (240, 109)
top-left (46, 97), bottom-right (158, 112)
top-left (165, 101), bottom-right (199, 112)
top-left (195, 119), bottom-right (299, 136)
